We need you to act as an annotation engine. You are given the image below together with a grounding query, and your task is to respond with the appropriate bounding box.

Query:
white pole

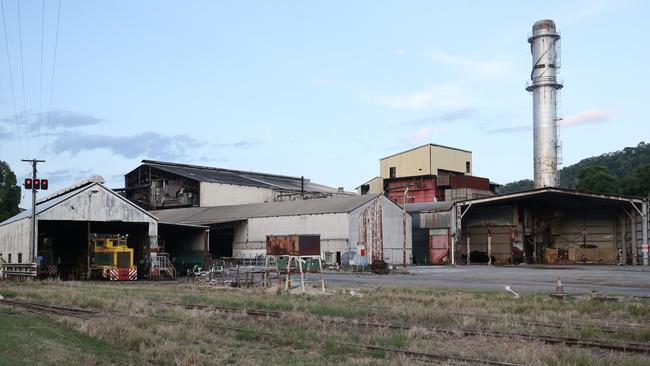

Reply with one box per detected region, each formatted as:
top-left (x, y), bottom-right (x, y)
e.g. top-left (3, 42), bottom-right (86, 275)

top-left (466, 234), bottom-right (471, 265)
top-left (642, 201), bottom-right (648, 266)
top-left (451, 235), bottom-right (456, 265)
top-left (487, 232), bottom-right (492, 266)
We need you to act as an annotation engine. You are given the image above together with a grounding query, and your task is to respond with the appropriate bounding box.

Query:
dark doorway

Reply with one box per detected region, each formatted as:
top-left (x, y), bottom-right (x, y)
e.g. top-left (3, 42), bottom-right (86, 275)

top-left (209, 227), bottom-right (234, 259)
top-left (158, 223), bottom-right (207, 275)
top-left (38, 220), bottom-right (149, 280)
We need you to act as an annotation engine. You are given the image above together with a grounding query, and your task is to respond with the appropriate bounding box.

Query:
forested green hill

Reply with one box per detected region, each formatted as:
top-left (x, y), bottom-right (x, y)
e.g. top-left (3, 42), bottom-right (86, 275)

top-left (497, 142), bottom-right (650, 197)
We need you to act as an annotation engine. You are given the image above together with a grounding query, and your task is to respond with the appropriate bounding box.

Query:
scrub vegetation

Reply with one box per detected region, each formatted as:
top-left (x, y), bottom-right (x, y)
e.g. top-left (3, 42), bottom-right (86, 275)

top-left (1, 280), bottom-right (649, 365)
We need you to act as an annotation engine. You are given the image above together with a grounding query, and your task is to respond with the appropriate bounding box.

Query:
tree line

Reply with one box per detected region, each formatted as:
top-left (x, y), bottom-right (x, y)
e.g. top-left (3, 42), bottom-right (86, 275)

top-left (497, 142), bottom-right (650, 198)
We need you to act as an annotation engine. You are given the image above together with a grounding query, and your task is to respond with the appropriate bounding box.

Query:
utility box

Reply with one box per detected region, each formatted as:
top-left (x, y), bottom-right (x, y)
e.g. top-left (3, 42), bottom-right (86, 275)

top-left (266, 235), bottom-right (321, 256)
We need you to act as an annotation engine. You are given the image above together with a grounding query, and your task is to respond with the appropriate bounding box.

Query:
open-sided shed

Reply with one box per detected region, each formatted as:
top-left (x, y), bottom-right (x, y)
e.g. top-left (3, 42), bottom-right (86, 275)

top-left (453, 188), bottom-right (649, 266)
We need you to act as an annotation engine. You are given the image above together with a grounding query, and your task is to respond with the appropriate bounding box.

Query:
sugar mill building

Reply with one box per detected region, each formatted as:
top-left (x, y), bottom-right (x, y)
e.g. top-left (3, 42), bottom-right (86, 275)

top-left (151, 194), bottom-right (412, 265)
top-left (124, 160), bottom-right (351, 210)
top-left (357, 144), bottom-right (497, 204)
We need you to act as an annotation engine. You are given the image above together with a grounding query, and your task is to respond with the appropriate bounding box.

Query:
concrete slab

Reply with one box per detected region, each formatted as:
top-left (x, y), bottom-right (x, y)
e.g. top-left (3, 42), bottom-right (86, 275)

top-left (324, 265), bottom-right (650, 296)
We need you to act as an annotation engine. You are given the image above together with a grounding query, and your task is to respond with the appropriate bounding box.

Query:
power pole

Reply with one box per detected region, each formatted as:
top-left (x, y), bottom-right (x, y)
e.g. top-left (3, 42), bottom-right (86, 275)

top-left (22, 159), bottom-right (45, 263)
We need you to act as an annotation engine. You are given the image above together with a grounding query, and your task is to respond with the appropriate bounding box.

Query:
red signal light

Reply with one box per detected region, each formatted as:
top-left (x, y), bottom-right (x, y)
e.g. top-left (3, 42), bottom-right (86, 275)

top-left (24, 178), bottom-right (32, 189)
top-left (33, 179), bottom-right (40, 190)
top-left (41, 179), bottom-right (48, 190)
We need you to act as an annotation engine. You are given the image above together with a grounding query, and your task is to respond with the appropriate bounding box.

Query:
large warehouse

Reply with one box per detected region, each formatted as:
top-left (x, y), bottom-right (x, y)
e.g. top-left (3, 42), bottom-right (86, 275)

top-left (123, 160), bottom-right (351, 210)
top-left (152, 194), bottom-right (412, 265)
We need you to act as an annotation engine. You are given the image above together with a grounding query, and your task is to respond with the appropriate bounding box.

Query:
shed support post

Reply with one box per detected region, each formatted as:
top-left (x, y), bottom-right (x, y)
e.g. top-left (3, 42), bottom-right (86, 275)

top-left (631, 212), bottom-right (638, 266)
top-left (453, 204), bottom-right (462, 266)
top-left (451, 235), bottom-right (455, 266)
top-left (466, 234), bottom-right (471, 265)
top-left (617, 214), bottom-right (625, 264)
top-left (642, 201), bottom-right (648, 266)
top-left (487, 231), bottom-right (492, 266)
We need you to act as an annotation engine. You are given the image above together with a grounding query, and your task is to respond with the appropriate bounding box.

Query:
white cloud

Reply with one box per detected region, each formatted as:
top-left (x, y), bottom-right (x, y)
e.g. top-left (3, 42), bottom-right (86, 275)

top-left (560, 110), bottom-right (612, 127)
top-left (430, 51), bottom-right (511, 79)
top-left (402, 127), bottom-right (448, 145)
top-left (392, 49), bottom-right (406, 56)
top-left (362, 85), bottom-right (472, 110)
top-left (486, 109), bottom-right (612, 134)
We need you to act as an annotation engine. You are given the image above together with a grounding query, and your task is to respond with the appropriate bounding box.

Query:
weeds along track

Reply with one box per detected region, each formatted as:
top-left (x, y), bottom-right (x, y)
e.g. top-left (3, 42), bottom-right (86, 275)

top-left (0, 298), bottom-right (99, 318)
top-left (156, 318), bottom-right (524, 366)
top-left (345, 303), bottom-right (644, 334)
top-left (159, 301), bottom-right (650, 355)
top-left (347, 300), bottom-right (648, 332)
top-left (0, 298), bottom-right (523, 366)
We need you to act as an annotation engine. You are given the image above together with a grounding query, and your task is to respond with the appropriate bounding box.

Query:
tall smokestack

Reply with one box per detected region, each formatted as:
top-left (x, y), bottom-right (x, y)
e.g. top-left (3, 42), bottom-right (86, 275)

top-left (527, 19), bottom-right (562, 188)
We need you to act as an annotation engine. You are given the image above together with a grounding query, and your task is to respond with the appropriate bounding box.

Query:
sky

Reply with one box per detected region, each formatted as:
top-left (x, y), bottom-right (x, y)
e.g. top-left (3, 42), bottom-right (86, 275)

top-left (0, 0), bottom-right (648, 206)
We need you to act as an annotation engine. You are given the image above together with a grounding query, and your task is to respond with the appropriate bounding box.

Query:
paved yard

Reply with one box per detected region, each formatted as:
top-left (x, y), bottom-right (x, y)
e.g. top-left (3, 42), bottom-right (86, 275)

top-left (324, 265), bottom-right (650, 296)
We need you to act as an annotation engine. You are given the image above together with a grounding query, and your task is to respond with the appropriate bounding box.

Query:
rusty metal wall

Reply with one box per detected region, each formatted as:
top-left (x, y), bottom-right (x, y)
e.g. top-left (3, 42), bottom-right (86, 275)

top-left (266, 235), bottom-right (321, 256)
top-left (419, 211), bottom-right (451, 229)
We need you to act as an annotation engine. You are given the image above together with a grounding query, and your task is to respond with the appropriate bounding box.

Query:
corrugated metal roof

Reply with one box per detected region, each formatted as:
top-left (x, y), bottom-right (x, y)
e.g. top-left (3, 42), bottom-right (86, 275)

top-left (139, 160), bottom-right (348, 194)
top-left (406, 201), bottom-right (454, 213)
top-left (36, 175), bottom-right (105, 204)
top-left (151, 195), bottom-right (380, 225)
top-left (0, 181), bottom-right (158, 227)
top-left (457, 187), bottom-right (645, 206)
top-left (0, 184), bottom-right (87, 226)
top-left (380, 143), bottom-right (471, 161)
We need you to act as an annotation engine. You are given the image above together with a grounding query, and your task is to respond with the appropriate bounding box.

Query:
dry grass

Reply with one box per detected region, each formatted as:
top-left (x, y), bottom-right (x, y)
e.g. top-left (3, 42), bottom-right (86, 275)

top-left (1, 280), bottom-right (649, 365)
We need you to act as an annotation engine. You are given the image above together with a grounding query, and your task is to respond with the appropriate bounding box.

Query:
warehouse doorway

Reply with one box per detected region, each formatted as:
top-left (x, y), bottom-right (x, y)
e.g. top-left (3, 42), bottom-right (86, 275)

top-left (209, 228), bottom-right (234, 259)
top-left (208, 220), bottom-right (244, 259)
top-left (38, 220), bottom-right (150, 280)
top-left (158, 223), bottom-right (207, 275)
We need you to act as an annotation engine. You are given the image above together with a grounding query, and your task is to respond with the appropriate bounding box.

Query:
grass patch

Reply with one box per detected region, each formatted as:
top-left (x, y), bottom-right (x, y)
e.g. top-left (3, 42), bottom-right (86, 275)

top-left (0, 307), bottom-right (133, 366)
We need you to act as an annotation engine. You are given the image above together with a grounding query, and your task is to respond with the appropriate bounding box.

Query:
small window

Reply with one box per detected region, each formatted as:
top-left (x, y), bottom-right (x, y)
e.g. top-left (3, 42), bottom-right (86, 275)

top-left (8, 253), bottom-right (12, 263)
top-left (466, 161), bottom-right (471, 173)
top-left (95, 240), bottom-right (105, 248)
top-left (389, 167), bottom-right (396, 179)
top-left (18, 253), bottom-right (22, 263)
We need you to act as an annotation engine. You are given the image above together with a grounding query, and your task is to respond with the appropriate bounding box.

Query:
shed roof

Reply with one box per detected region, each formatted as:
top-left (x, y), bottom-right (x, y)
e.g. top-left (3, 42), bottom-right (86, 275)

top-left (151, 195), bottom-right (379, 225)
top-left (0, 181), bottom-right (158, 227)
top-left (457, 187), bottom-right (645, 209)
top-left (132, 160), bottom-right (349, 194)
top-left (406, 201), bottom-right (454, 213)
top-left (380, 143), bottom-right (471, 161)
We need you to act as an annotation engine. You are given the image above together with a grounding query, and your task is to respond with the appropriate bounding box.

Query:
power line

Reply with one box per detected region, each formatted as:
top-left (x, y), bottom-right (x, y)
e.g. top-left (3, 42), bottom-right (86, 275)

top-left (37, 0), bottom-right (45, 158)
top-left (16, 0), bottom-right (30, 156)
top-left (44, 0), bottom-right (62, 157)
top-left (0, 0), bottom-right (23, 160)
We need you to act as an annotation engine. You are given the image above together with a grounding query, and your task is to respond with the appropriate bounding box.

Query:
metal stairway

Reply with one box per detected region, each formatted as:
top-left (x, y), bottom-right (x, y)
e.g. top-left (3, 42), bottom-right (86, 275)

top-left (152, 253), bottom-right (176, 279)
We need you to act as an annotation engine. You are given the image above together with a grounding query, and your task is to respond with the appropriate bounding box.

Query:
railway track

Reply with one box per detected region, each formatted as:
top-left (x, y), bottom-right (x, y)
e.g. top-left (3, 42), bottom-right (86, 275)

top-left (347, 303), bottom-right (646, 332)
top-left (0, 298), bottom-right (98, 318)
top-left (157, 315), bottom-right (524, 366)
top-left (0, 298), bottom-right (521, 365)
top-left (159, 301), bottom-right (650, 355)
top-left (2, 297), bottom-right (648, 360)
